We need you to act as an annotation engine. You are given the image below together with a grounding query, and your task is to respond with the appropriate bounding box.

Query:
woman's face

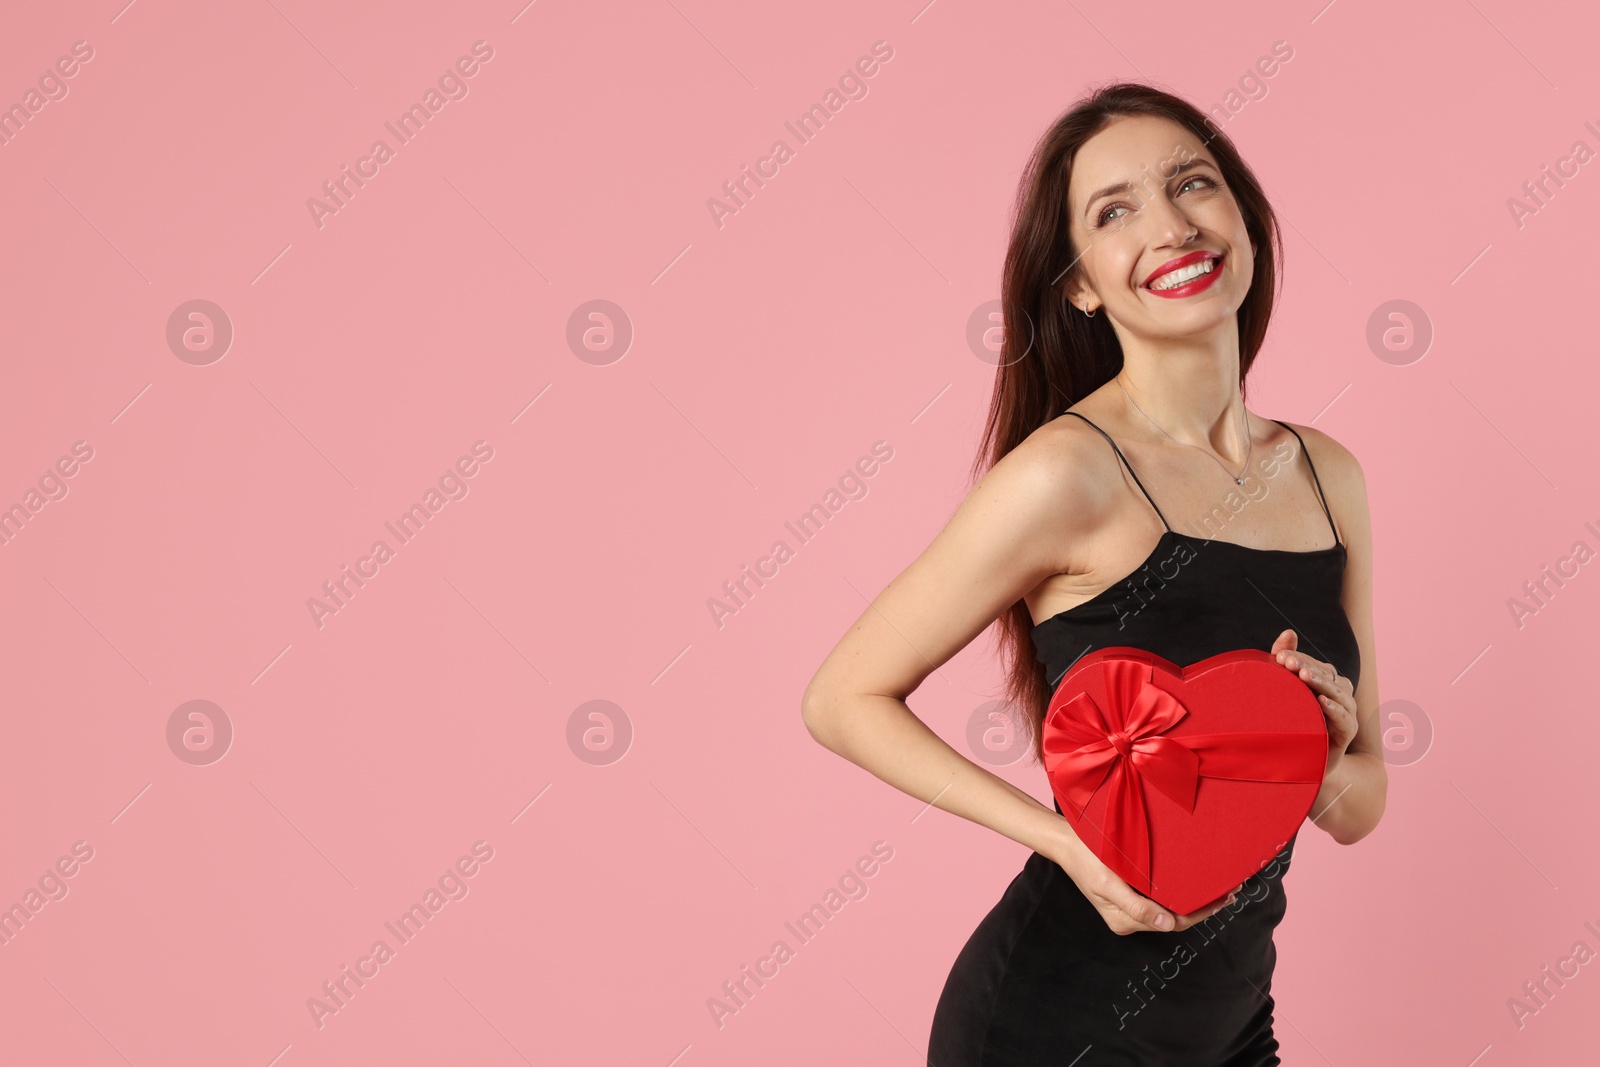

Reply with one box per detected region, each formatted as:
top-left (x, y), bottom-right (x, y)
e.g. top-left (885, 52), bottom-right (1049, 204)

top-left (1065, 114), bottom-right (1255, 341)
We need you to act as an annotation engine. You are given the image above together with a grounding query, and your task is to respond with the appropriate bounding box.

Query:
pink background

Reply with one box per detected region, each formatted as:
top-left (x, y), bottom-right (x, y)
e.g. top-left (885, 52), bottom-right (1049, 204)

top-left (2, 1), bottom-right (1596, 1063)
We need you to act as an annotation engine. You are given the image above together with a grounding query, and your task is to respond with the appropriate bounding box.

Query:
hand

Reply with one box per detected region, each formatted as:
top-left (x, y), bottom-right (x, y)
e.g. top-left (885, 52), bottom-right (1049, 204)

top-left (1052, 836), bottom-right (1244, 936)
top-left (1272, 628), bottom-right (1357, 770)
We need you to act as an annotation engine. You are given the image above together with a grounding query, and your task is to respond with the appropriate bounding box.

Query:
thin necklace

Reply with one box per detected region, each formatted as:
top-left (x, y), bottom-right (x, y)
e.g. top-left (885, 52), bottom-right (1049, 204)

top-left (1115, 375), bottom-right (1252, 486)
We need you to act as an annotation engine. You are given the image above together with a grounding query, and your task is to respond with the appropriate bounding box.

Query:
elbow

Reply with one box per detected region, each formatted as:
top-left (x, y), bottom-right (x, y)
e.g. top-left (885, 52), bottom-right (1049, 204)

top-left (800, 685), bottom-right (837, 748)
top-left (1333, 766), bottom-right (1387, 846)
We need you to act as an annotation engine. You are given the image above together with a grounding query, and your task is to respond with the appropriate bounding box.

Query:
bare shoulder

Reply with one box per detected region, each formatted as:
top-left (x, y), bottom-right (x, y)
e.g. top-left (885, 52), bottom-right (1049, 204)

top-left (981, 413), bottom-right (1123, 559)
top-left (1272, 419), bottom-right (1369, 528)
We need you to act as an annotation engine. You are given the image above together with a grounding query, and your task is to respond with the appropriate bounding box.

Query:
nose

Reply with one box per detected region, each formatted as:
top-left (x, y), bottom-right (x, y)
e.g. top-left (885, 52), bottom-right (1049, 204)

top-left (1145, 193), bottom-right (1198, 249)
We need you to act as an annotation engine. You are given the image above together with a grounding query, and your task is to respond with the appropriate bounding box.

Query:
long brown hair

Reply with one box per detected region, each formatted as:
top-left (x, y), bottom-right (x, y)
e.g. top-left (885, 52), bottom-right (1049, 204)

top-left (973, 81), bottom-right (1285, 764)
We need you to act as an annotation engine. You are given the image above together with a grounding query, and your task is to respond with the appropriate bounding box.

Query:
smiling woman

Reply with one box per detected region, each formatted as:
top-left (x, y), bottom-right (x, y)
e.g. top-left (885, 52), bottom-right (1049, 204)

top-left (801, 81), bottom-right (1386, 1066)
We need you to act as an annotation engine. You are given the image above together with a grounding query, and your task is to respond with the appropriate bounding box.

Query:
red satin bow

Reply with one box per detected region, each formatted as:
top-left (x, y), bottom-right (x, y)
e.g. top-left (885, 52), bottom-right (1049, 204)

top-left (1042, 656), bottom-right (1326, 898)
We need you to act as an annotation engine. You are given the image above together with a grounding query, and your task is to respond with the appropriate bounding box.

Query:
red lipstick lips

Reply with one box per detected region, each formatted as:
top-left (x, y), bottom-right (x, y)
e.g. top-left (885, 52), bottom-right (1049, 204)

top-left (1143, 251), bottom-right (1224, 298)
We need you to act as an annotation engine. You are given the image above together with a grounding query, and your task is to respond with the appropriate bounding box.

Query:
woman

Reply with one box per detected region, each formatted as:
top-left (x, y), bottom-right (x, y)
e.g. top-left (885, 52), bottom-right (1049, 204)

top-left (800, 83), bottom-right (1387, 1065)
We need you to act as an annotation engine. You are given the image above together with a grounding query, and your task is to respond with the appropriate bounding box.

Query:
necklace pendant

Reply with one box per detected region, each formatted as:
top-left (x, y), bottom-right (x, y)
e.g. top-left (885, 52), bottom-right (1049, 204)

top-left (1235, 477), bottom-right (1244, 485)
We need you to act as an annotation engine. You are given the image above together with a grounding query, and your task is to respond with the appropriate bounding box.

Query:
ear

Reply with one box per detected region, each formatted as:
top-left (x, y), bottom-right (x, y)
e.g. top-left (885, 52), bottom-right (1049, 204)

top-left (1063, 276), bottom-right (1095, 315)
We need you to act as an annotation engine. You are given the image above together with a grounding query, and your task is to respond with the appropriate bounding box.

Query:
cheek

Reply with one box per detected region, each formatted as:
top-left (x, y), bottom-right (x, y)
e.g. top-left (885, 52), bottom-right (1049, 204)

top-left (1091, 240), bottom-right (1142, 287)
top-left (1228, 245), bottom-right (1255, 288)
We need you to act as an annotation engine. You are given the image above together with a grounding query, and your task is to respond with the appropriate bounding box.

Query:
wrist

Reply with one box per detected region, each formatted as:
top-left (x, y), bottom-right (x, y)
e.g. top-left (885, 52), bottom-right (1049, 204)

top-left (1037, 811), bottom-right (1087, 869)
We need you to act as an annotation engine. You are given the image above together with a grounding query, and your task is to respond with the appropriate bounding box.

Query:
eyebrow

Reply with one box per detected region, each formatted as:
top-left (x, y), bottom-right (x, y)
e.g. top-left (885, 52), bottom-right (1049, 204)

top-left (1082, 158), bottom-right (1218, 218)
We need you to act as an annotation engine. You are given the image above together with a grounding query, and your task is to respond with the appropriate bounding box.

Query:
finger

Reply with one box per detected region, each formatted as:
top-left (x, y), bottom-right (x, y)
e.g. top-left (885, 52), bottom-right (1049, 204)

top-left (1103, 881), bottom-right (1176, 933)
top-left (1282, 655), bottom-right (1341, 699)
top-left (1318, 693), bottom-right (1358, 739)
top-left (1270, 629), bottom-right (1297, 654)
top-left (1310, 674), bottom-right (1353, 708)
top-left (1299, 666), bottom-right (1336, 697)
top-left (1317, 693), bottom-right (1353, 718)
top-left (1277, 649), bottom-right (1327, 676)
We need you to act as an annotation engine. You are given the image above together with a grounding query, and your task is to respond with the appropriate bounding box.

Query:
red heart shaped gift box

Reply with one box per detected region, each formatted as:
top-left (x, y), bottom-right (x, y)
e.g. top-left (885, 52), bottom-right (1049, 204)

top-left (1042, 646), bottom-right (1329, 916)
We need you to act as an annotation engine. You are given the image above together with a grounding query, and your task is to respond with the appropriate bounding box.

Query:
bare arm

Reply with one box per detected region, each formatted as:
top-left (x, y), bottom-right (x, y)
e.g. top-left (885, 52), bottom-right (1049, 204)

top-left (801, 425), bottom-right (1231, 934)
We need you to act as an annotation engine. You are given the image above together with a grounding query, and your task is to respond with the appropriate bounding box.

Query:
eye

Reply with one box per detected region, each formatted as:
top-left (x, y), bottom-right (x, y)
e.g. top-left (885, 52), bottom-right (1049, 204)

top-left (1096, 203), bottom-right (1128, 228)
top-left (1094, 174), bottom-right (1220, 228)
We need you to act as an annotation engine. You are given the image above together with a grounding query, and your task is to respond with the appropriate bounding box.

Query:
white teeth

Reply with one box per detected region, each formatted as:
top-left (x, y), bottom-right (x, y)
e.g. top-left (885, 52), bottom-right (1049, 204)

top-left (1149, 257), bottom-right (1217, 290)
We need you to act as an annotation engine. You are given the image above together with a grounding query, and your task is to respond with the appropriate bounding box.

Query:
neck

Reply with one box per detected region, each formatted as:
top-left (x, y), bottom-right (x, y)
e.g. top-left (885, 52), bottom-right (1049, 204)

top-left (1113, 321), bottom-right (1248, 461)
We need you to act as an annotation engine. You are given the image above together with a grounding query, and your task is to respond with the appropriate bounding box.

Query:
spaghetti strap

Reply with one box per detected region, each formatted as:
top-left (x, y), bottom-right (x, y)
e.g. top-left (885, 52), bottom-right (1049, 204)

top-left (1061, 411), bottom-right (1172, 532)
top-left (1272, 419), bottom-right (1341, 548)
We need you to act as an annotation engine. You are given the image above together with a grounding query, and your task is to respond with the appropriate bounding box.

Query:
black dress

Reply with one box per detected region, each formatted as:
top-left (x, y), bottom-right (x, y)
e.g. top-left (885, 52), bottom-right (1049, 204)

top-left (928, 413), bottom-right (1362, 1067)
